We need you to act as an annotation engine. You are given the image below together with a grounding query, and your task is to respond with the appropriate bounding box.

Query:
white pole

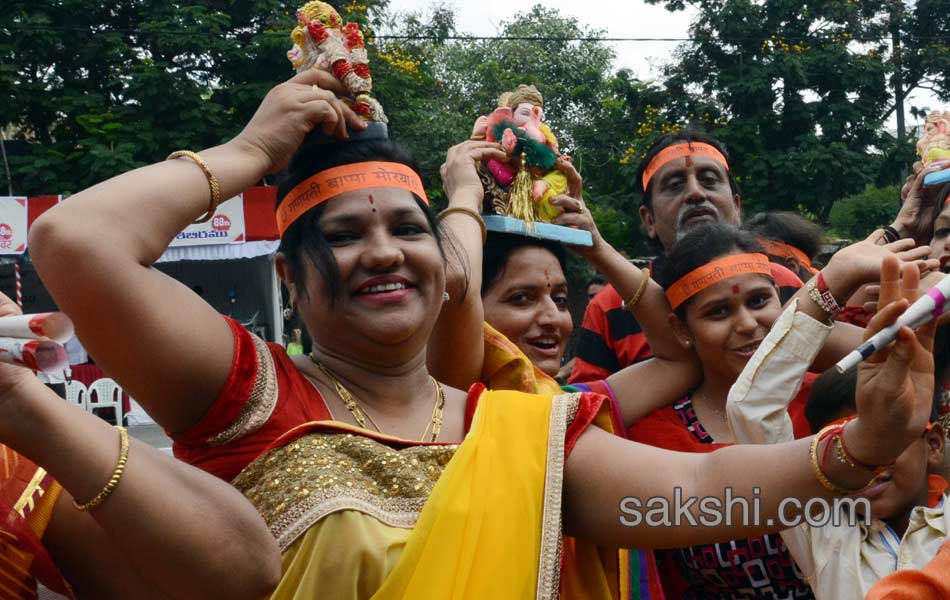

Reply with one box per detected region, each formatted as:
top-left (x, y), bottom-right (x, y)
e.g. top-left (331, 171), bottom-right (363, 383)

top-left (268, 254), bottom-right (283, 344)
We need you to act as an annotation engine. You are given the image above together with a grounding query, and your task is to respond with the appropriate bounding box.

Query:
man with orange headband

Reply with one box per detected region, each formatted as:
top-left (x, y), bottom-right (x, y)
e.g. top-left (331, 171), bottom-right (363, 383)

top-left (569, 130), bottom-right (805, 383)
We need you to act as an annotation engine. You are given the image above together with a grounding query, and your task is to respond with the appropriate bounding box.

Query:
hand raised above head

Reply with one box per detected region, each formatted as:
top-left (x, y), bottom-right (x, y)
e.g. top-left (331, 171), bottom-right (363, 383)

top-left (232, 69), bottom-right (367, 175)
top-left (846, 256), bottom-right (936, 467)
top-left (823, 234), bottom-right (939, 303)
top-left (896, 159), bottom-right (950, 244)
top-left (441, 140), bottom-right (507, 209)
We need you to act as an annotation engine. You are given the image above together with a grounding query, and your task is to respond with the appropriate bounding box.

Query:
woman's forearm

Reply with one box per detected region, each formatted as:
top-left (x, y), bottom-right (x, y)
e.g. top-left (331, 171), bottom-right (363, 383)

top-left (3, 378), bottom-right (280, 599)
top-left (564, 427), bottom-right (872, 550)
top-left (587, 244), bottom-right (688, 361)
top-left (30, 140), bottom-right (267, 266)
top-left (428, 188), bottom-right (486, 388)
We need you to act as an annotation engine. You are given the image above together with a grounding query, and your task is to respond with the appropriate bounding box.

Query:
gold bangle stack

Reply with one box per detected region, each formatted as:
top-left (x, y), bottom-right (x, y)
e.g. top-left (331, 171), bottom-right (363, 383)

top-left (809, 425), bottom-right (863, 496)
top-left (622, 267), bottom-right (652, 313)
top-left (437, 207), bottom-right (487, 243)
top-left (73, 426), bottom-right (130, 512)
top-left (167, 150), bottom-right (221, 224)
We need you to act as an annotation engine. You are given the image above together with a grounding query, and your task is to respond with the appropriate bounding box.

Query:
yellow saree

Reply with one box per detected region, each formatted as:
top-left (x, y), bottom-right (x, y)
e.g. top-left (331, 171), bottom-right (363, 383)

top-left (233, 387), bottom-right (620, 600)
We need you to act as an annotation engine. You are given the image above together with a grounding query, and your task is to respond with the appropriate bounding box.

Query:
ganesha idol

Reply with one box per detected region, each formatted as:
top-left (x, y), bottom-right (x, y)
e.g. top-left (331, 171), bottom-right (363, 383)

top-left (471, 85), bottom-right (569, 224)
top-left (917, 110), bottom-right (950, 186)
top-left (288, 1), bottom-right (388, 138)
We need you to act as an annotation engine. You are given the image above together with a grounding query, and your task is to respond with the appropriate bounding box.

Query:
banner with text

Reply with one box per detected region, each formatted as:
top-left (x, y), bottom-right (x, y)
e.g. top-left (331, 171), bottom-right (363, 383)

top-left (170, 195), bottom-right (246, 247)
top-left (0, 197), bottom-right (29, 254)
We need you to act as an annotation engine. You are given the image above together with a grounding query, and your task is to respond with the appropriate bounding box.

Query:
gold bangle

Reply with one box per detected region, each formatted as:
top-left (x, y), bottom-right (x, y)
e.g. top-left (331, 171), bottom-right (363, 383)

top-left (809, 428), bottom-right (857, 496)
top-left (167, 150), bottom-right (221, 224)
top-left (73, 426), bottom-right (130, 512)
top-left (437, 207), bottom-right (487, 244)
top-left (622, 267), bottom-right (652, 313)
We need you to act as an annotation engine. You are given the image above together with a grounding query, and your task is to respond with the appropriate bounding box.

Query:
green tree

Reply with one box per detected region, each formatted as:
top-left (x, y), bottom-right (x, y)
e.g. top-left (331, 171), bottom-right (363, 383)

top-left (828, 184), bottom-right (900, 240)
top-left (373, 4), bottom-right (655, 255)
top-left (1, 1), bottom-right (404, 196)
top-left (643, 0), bottom-right (901, 221)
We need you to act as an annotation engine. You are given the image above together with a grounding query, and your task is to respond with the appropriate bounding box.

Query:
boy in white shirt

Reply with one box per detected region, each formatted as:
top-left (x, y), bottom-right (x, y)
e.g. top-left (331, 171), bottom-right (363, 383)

top-left (726, 298), bottom-right (948, 600)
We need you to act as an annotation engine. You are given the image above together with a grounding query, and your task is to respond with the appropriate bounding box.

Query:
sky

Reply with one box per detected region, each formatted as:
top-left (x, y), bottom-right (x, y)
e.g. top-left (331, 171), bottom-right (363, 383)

top-left (383, 0), bottom-right (697, 81)
top-left (381, 0), bottom-right (939, 132)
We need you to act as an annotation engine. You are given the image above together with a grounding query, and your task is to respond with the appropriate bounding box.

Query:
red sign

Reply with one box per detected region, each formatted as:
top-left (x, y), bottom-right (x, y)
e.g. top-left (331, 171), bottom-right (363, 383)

top-left (212, 215), bottom-right (232, 232)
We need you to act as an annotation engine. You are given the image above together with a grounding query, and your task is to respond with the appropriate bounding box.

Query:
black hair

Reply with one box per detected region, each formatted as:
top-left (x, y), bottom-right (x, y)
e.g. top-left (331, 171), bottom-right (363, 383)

top-left (806, 366), bottom-right (942, 433)
top-left (481, 231), bottom-right (567, 296)
top-left (805, 368), bottom-right (858, 432)
top-left (742, 212), bottom-right (824, 259)
top-left (653, 222), bottom-right (766, 317)
top-left (275, 139), bottom-right (441, 305)
top-left (634, 127), bottom-right (740, 211)
top-left (587, 275), bottom-right (607, 288)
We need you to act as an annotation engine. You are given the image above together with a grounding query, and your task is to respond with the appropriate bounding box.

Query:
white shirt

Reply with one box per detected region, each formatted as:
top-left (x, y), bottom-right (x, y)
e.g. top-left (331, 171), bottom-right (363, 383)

top-left (726, 300), bottom-right (950, 600)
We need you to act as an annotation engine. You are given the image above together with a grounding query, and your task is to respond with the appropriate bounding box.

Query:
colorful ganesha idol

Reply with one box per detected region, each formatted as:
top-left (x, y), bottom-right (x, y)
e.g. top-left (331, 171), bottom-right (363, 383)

top-left (471, 85), bottom-right (568, 224)
top-left (916, 110), bottom-right (950, 186)
top-left (287, 1), bottom-right (387, 126)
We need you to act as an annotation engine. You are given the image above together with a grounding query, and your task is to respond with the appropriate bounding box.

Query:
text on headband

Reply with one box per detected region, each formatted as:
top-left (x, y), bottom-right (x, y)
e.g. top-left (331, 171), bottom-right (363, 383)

top-left (641, 142), bottom-right (729, 191)
top-left (665, 253), bottom-right (772, 310)
top-left (276, 161), bottom-right (428, 236)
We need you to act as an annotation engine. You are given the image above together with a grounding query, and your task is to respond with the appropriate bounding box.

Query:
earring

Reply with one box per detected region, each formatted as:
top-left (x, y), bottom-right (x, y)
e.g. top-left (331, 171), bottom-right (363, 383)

top-left (684, 340), bottom-right (691, 347)
top-left (443, 292), bottom-right (450, 302)
top-left (283, 300), bottom-right (295, 320)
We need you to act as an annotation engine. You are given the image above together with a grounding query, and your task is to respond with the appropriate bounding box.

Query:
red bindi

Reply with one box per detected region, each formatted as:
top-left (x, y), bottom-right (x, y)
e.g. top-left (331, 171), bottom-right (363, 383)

top-left (684, 156), bottom-right (694, 168)
top-left (732, 284), bottom-right (740, 294)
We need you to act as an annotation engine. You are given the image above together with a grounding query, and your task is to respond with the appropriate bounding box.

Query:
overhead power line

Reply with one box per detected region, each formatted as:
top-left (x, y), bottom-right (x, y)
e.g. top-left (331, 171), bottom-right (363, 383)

top-left (5, 24), bottom-right (950, 44)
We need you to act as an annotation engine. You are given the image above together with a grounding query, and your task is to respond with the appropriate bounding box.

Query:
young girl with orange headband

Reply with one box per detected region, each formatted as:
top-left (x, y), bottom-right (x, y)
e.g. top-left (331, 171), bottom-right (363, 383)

top-left (630, 222), bottom-right (936, 599)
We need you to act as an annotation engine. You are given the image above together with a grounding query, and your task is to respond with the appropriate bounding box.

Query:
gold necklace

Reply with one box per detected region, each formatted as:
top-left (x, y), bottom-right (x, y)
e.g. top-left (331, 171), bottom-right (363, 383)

top-left (308, 353), bottom-right (445, 442)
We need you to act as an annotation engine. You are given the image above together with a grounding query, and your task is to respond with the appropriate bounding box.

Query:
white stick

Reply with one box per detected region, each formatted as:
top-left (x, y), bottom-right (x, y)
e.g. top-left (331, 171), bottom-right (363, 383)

top-left (0, 337), bottom-right (68, 374)
top-left (835, 275), bottom-right (950, 373)
top-left (0, 313), bottom-right (74, 343)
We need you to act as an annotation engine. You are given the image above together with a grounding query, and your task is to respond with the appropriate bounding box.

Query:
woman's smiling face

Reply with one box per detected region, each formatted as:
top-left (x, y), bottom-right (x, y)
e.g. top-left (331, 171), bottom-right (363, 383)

top-left (482, 246), bottom-right (573, 377)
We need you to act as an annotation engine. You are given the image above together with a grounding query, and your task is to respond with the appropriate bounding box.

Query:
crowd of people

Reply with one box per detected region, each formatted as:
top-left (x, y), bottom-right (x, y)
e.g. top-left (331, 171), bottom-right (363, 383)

top-left (2, 66), bottom-right (949, 599)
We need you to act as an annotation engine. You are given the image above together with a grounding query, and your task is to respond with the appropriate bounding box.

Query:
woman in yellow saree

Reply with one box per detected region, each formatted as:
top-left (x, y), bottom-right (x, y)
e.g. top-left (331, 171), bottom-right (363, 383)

top-left (30, 68), bottom-right (939, 599)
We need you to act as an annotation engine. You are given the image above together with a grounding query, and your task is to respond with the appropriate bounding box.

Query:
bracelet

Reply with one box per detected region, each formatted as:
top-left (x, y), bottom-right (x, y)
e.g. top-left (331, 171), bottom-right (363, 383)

top-left (167, 151), bottom-right (221, 224)
top-left (839, 421), bottom-right (893, 473)
top-left (810, 427), bottom-right (860, 495)
top-left (73, 426), bottom-right (130, 512)
top-left (882, 226), bottom-right (901, 244)
top-left (437, 207), bottom-right (487, 243)
top-left (622, 268), bottom-right (651, 314)
top-left (807, 272), bottom-right (842, 319)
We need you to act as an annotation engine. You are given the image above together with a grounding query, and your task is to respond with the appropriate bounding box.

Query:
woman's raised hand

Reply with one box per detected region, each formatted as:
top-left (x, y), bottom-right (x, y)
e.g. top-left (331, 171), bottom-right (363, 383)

top-left (845, 256), bottom-right (936, 467)
top-left (549, 157), bottom-right (608, 261)
top-left (897, 160), bottom-right (950, 244)
top-left (231, 69), bottom-right (367, 175)
top-left (823, 233), bottom-right (939, 302)
top-left (440, 140), bottom-right (508, 210)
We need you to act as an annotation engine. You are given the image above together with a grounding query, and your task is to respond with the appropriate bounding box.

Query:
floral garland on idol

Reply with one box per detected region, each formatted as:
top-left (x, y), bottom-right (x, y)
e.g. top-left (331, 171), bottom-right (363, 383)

top-left (289, 1), bottom-right (386, 123)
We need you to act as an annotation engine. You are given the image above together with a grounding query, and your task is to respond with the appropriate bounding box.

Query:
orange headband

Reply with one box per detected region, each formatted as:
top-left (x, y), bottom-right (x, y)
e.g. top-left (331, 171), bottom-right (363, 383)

top-left (641, 142), bottom-right (729, 191)
top-left (666, 253), bottom-right (772, 310)
top-left (276, 161), bottom-right (428, 236)
top-left (757, 239), bottom-right (818, 275)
